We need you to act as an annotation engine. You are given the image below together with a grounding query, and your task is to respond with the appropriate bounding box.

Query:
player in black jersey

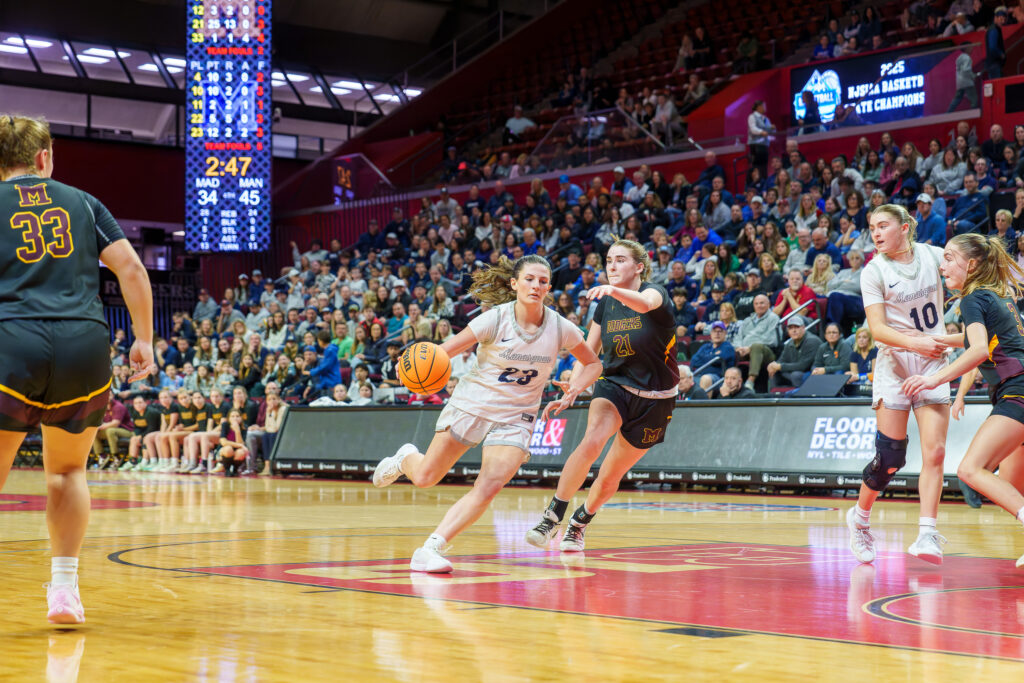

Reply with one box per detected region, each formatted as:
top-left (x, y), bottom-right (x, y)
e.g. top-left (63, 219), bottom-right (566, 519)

top-left (184, 387), bottom-right (228, 474)
top-left (904, 233), bottom-right (1024, 568)
top-left (137, 390), bottom-right (174, 471)
top-left (156, 389), bottom-right (198, 472)
top-left (0, 115), bottom-right (154, 624)
top-left (121, 396), bottom-right (158, 471)
top-left (527, 239), bottom-right (679, 552)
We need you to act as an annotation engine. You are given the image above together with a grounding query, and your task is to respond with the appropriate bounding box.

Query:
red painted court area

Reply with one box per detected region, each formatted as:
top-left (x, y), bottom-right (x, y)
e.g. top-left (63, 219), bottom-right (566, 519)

top-left (190, 544), bottom-right (1024, 661)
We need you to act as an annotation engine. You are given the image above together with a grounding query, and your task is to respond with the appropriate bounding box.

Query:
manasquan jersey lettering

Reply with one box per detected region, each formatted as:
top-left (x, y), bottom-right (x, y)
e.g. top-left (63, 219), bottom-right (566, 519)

top-left (592, 282), bottom-right (679, 392)
top-left (0, 175), bottom-right (125, 324)
top-left (861, 244), bottom-right (945, 338)
top-left (451, 301), bottom-right (583, 425)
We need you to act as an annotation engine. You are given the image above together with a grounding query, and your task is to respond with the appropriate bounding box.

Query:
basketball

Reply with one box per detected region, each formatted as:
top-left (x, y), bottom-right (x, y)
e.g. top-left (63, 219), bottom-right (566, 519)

top-left (398, 342), bottom-right (451, 395)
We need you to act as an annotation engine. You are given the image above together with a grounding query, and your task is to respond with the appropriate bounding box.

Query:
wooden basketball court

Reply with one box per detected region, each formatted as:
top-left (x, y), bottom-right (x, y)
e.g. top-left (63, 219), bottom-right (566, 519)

top-left (3, 469), bottom-right (1024, 681)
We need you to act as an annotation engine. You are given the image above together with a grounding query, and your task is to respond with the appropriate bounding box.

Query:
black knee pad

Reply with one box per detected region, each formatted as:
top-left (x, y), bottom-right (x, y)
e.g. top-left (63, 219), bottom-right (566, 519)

top-left (862, 432), bottom-right (908, 491)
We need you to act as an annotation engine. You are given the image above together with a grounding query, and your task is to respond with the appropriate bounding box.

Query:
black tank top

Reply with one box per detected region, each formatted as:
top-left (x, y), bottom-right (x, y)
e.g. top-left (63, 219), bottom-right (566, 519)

top-left (593, 281), bottom-right (679, 392)
top-left (0, 175), bottom-right (125, 324)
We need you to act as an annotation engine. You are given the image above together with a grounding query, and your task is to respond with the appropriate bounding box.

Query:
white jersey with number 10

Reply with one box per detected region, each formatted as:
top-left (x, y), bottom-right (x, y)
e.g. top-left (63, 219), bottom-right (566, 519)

top-left (861, 244), bottom-right (945, 338)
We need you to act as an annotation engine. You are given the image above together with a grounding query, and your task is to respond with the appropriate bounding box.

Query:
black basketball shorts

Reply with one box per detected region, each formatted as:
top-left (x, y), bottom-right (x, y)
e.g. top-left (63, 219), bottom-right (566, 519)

top-left (0, 319), bottom-right (112, 433)
top-left (990, 376), bottom-right (1024, 426)
top-left (592, 379), bottom-right (675, 449)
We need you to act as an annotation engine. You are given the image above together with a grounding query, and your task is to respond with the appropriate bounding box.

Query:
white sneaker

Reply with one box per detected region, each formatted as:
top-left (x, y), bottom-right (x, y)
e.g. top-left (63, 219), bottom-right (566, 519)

top-left (373, 443), bottom-right (418, 488)
top-left (525, 510), bottom-right (562, 548)
top-left (560, 522), bottom-right (586, 552)
top-left (908, 530), bottom-right (947, 565)
top-left (846, 507), bottom-right (875, 564)
top-left (189, 465), bottom-right (206, 475)
top-left (410, 543), bottom-right (453, 573)
top-left (1016, 552), bottom-right (1024, 569)
top-left (177, 461), bottom-right (192, 473)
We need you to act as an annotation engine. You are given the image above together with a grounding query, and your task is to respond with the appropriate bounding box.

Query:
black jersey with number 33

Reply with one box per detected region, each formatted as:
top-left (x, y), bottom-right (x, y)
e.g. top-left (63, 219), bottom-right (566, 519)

top-left (0, 175), bottom-right (125, 324)
top-left (592, 281), bottom-right (679, 393)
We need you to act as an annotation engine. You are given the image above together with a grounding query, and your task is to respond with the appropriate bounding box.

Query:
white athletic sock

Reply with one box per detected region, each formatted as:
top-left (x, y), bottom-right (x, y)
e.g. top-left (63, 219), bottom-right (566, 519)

top-left (919, 517), bottom-right (937, 534)
top-left (855, 505), bottom-right (871, 527)
top-left (426, 533), bottom-right (446, 551)
top-left (51, 557), bottom-right (78, 588)
top-left (1016, 506), bottom-right (1024, 524)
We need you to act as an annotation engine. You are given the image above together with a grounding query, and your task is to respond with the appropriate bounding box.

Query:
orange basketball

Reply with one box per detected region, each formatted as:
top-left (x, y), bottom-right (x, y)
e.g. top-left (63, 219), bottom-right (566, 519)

top-left (398, 342), bottom-right (451, 395)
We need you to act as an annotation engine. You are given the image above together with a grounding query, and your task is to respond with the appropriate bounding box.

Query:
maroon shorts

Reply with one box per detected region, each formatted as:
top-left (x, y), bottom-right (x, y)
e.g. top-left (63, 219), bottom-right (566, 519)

top-left (0, 319), bottom-right (111, 433)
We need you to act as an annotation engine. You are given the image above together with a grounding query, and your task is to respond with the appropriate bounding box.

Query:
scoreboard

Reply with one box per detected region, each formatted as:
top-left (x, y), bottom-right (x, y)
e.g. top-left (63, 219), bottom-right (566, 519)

top-left (185, 0), bottom-right (272, 252)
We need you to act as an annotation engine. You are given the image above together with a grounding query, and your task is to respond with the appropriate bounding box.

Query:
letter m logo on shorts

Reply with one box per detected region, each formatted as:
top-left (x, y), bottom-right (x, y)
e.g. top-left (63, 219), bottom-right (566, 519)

top-left (641, 428), bottom-right (663, 444)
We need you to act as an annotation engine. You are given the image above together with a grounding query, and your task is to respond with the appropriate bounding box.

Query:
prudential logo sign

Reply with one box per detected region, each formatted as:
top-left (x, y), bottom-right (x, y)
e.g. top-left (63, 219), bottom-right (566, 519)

top-left (793, 70), bottom-right (841, 123)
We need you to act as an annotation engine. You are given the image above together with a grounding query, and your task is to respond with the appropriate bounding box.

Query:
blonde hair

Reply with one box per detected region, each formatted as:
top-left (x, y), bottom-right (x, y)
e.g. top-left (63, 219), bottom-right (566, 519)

top-left (0, 114), bottom-right (51, 176)
top-left (719, 302), bottom-right (736, 324)
top-left (854, 327), bottom-right (875, 354)
top-left (469, 254), bottom-right (551, 306)
top-left (948, 233), bottom-right (1024, 299)
top-left (870, 203), bottom-right (918, 252)
top-left (609, 239), bottom-right (651, 282)
top-left (808, 253), bottom-right (835, 288)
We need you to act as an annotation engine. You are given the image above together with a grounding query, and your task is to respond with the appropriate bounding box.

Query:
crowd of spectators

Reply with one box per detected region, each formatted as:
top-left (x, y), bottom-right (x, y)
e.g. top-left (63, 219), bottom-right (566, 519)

top-left (810, 2), bottom-right (1015, 74)
top-left (90, 115), bottom-right (1024, 472)
top-left (443, 65), bottom-right (713, 185)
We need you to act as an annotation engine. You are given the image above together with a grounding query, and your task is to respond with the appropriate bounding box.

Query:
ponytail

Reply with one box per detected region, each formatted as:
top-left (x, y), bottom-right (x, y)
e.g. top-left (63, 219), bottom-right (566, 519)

top-left (949, 233), bottom-right (1024, 299)
top-left (469, 254), bottom-right (551, 306)
top-left (0, 114), bottom-right (51, 177)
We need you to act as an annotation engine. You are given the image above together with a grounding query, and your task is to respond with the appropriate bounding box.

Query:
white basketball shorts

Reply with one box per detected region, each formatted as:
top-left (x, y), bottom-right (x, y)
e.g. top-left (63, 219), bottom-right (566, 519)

top-left (872, 347), bottom-right (950, 411)
top-left (435, 403), bottom-right (533, 458)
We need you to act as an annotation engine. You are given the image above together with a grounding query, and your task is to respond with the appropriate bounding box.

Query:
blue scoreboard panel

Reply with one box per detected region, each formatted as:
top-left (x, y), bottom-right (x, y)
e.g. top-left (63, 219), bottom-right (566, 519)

top-left (185, 0), bottom-right (271, 252)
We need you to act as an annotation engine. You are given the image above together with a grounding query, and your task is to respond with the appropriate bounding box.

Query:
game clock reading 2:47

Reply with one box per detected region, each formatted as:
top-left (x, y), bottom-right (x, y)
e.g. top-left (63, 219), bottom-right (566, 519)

top-left (185, 0), bottom-right (271, 252)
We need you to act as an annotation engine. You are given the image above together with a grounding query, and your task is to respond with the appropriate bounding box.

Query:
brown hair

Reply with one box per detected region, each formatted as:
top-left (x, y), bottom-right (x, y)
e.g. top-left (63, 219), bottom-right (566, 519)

top-left (469, 254), bottom-right (551, 306)
top-left (0, 114), bottom-right (51, 176)
top-left (609, 239), bottom-right (651, 282)
top-left (948, 233), bottom-right (1024, 299)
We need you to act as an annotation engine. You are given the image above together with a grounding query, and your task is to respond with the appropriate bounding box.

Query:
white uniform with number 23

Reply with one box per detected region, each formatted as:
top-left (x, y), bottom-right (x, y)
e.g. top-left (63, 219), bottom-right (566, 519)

top-left (860, 244), bottom-right (950, 411)
top-left (437, 301), bottom-right (583, 455)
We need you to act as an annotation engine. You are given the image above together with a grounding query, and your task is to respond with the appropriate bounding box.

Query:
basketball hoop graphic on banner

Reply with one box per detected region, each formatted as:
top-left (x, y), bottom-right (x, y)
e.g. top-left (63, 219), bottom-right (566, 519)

top-left (793, 69), bottom-right (842, 123)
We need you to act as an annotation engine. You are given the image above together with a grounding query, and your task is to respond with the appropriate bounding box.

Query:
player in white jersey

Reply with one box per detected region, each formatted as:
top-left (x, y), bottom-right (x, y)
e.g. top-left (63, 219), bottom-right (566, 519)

top-left (846, 204), bottom-right (964, 565)
top-left (371, 255), bottom-right (603, 573)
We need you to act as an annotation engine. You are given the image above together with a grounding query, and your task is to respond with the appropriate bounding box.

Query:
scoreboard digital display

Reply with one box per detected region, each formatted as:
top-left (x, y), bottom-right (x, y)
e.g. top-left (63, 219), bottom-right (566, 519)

top-left (185, 0), bottom-right (271, 252)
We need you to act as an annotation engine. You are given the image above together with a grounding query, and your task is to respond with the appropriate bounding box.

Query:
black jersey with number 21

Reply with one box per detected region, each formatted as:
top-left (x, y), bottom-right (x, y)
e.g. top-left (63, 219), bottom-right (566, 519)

top-left (592, 281), bottom-right (679, 393)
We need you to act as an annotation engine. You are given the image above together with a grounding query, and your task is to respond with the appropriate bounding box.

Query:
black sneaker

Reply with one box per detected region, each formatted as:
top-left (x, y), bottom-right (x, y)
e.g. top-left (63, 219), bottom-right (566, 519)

top-left (958, 479), bottom-right (983, 508)
top-left (560, 523), bottom-right (586, 552)
top-left (525, 510), bottom-right (561, 548)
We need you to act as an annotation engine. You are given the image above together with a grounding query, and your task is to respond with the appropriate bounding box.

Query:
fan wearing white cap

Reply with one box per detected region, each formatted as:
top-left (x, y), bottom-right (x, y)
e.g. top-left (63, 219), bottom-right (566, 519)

top-left (914, 193), bottom-right (946, 246)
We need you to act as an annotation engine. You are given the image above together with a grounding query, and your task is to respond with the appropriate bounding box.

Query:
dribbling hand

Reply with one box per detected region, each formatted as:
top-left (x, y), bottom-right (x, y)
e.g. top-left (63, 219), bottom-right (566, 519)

top-left (127, 340), bottom-right (156, 382)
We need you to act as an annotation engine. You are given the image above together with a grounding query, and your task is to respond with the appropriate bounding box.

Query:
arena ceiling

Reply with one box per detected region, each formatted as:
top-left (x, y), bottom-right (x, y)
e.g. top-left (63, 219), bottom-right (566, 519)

top-left (1, 0), bottom-right (536, 81)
